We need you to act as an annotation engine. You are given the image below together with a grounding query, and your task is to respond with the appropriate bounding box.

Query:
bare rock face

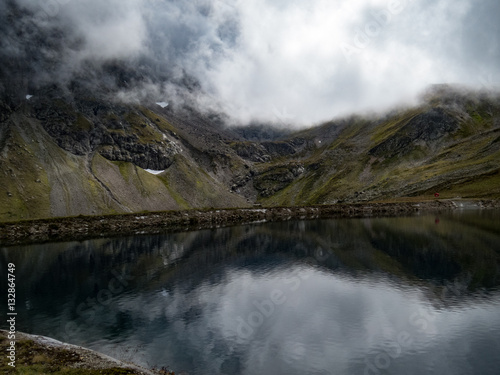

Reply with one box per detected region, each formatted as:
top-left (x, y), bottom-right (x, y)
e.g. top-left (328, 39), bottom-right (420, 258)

top-left (253, 163), bottom-right (305, 197)
top-left (0, 101), bottom-right (12, 123)
top-left (261, 141), bottom-right (298, 157)
top-left (98, 143), bottom-right (177, 170)
top-left (29, 93), bottom-right (179, 170)
top-left (231, 139), bottom-right (303, 163)
top-left (231, 142), bottom-right (270, 162)
top-left (369, 108), bottom-right (459, 158)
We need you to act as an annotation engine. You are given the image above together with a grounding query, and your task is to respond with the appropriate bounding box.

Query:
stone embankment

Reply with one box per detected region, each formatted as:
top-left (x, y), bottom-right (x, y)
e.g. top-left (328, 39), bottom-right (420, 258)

top-left (1, 200), bottom-right (498, 246)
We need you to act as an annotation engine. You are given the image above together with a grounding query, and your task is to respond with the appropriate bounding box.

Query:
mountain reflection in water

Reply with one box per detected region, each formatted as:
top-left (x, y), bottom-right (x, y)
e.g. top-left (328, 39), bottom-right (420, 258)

top-left (1, 210), bottom-right (500, 375)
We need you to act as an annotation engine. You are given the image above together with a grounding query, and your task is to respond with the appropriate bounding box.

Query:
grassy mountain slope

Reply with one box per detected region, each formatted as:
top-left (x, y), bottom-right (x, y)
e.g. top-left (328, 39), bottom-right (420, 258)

top-left (0, 87), bottom-right (499, 221)
top-left (257, 91), bottom-right (500, 205)
top-left (0, 106), bottom-right (247, 221)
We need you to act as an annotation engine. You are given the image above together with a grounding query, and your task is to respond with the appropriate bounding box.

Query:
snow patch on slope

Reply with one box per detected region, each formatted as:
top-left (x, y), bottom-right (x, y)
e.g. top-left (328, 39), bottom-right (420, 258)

top-left (144, 169), bottom-right (165, 175)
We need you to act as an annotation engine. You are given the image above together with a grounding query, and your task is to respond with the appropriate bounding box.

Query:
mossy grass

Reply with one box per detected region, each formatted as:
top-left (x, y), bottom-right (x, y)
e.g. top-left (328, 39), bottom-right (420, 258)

top-left (369, 108), bottom-right (423, 146)
top-left (0, 131), bottom-right (51, 220)
top-left (73, 114), bottom-right (93, 131)
top-left (0, 334), bottom-right (147, 374)
top-left (124, 111), bottom-right (164, 144)
top-left (139, 107), bottom-right (177, 134)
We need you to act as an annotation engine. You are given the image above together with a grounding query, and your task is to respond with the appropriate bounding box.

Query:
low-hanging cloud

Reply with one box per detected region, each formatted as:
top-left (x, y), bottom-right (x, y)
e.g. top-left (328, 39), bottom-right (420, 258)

top-left (2, 0), bottom-right (499, 126)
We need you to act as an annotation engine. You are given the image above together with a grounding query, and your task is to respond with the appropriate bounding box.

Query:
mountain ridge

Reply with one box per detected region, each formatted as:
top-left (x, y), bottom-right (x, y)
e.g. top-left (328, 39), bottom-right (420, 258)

top-left (1, 84), bottom-right (499, 221)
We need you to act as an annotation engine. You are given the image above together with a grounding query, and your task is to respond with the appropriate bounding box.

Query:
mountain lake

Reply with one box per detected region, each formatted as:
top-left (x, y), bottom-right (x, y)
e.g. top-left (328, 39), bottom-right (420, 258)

top-left (1, 210), bottom-right (500, 374)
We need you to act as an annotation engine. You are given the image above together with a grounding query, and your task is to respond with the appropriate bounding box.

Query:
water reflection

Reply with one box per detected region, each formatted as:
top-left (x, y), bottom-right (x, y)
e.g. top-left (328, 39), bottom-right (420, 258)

top-left (1, 211), bottom-right (500, 374)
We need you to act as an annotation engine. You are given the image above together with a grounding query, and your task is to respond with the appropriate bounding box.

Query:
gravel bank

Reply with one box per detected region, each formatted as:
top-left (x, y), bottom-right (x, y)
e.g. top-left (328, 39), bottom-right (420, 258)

top-left (1, 200), bottom-right (499, 246)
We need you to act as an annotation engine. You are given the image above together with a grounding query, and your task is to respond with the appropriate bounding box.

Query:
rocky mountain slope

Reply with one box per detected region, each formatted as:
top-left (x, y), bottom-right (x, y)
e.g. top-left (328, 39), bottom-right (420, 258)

top-left (1, 1), bottom-right (499, 221)
top-left (1, 84), bottom-right (499, 221)
top-left (256, 88), bottom-right (500, 206)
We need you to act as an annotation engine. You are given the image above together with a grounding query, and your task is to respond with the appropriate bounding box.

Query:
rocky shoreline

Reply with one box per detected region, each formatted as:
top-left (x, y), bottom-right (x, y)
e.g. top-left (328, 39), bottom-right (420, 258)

top-left (0, 330), bottom-right (171, 374)
top-left (1, 200), bottom-right (499, 246)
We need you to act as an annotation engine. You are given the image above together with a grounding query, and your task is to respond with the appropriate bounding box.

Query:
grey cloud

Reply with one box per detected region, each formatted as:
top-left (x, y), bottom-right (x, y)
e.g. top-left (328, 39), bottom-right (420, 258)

top-left (1, 0), bottom-right (499, 126)
top-left (458, 0), bottom-right (500, 75)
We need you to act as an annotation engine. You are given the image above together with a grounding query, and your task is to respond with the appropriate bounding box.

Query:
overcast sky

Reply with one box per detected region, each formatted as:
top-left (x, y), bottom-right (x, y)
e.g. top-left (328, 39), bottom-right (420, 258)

top-left (7, 0), bottom-right (500, 125)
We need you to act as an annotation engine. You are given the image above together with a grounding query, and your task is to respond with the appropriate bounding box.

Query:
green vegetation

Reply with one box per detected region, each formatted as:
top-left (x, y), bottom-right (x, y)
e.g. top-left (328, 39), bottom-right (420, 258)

top-left (124, 111), bottom-right (164, 143)
top-left (116, 160), bottom-right (133, 181)
top-left (140, 107), bottom-right (176, 133)
top-left (1, 87), bottom-right (499, 220)
top-left (0, 334), bottom-right (146, 375)
top-left (73, 114), bottom-right (93, 131)
top-left (259, 94), bottom-right (500, 207)
top-left (159, 154), bottom-right (233, 208)
top-left (0, 131), bottom-right (51, 221)
top-left (158, 175), bottom-right (191, 209)
top-left (328, 119), bottom-right (367, 150)
top-left (434, 169), bottom-right (500, 199)
top-left (369, 108), bottom-right (422, 146)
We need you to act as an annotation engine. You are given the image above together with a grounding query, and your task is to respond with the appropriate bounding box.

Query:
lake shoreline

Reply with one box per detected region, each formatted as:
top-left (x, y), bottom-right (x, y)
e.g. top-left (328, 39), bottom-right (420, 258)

top-left (1, 199), bottom-right (499, 246)
top-left (0, 329), bottom-right (171, 374)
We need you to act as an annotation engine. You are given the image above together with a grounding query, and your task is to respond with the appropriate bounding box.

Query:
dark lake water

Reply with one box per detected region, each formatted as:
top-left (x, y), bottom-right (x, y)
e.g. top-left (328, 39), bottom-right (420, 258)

top-left (2, 210), bottom-right (500, 374)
